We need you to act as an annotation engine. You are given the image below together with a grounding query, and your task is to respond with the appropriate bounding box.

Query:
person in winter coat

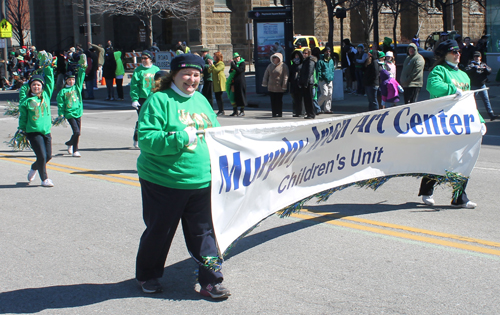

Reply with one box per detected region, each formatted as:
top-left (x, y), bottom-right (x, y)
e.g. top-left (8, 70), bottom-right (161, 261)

top-left (379, 69), bottom-right (403, 108)
top-left (57, 56), bottom-right (87, 158)
top-left (354, 44), bottom-right (368, 95)
top-left (89, 42), bottom-right (105, 88)
top-left (460, 37), bottom-right (476, 69)
top-left (84, 49), bottom-right (97, 99)
top-left (102, 48), bottom-right (116, 100)
top-left (384, 51), bottom-right (396, 78)
top-left (227, 52), bottom-right (247, 116)
top-left (316, 47), bottom-right (335, 114)
top-left (130, 50), bottom-right (161, 148)
top-left (114, 50), bottom-right (125, 100)
top-left (341, 39), bottom-right (357, 94)
top-left (297, 48), bottom-right (317, 119)
top-left (134, 54), bottom-right (230, 299)
top-left (419, 39), bottom-right (483, 209)
top-left (262, 52), bottom-right (289, 117)
top-left (289, 50), bottom-right (304, 117)
top-left (400, 43), bottom-right (425, 104)
top-left (18, 52), bottom-right (55, 187)
top-left (363, 50), bottom-right (381, 111)
top-left (200, 48), bottom-right (214, 108)
top-left (465, 51), bottom-right (499, 121)
top-left (381, 37), bottom-right (394, 53)
top-left (207, 51), bottom-right (226, 116)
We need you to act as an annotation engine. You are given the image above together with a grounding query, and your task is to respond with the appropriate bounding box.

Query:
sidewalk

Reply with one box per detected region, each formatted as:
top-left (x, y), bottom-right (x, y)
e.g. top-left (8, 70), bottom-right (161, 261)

top-left (87, 68), bottom-right (499, 119)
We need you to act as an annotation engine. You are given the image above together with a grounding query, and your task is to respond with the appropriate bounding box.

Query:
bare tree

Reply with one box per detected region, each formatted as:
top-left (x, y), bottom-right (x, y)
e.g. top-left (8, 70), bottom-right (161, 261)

top-left (322, 0), bottom-right (361, 46)
top-left (6, 0), bottom-right (30, 47)
top-left (79, 0), bottom-right (199, 47)
top-left (433, 0), bottom-right (463, 31)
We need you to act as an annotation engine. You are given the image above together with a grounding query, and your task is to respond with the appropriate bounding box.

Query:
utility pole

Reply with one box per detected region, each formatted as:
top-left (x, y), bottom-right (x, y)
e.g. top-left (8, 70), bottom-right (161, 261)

top-left (85, 0), bottom-right (92, 44)
top-left (1, 0), bottom-right (7, 77)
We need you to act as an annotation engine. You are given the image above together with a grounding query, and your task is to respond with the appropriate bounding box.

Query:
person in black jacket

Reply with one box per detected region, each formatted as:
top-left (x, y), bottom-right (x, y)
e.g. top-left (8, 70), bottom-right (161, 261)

top-left (229, 52), bottom-right (247, 116)
top-left (465, 51), bottom-right (498, 121)
top-left (460, 37), bottom-right (475, 69)
top-left (102, 47), bottom-right (116, 101)
top-left (298, 48), bottom-right (317, 119)
top-left (289, 50), bottom-right (304, 117)
top-left (84, 49), bottom-right (98, 99)
top-left (363, 50), bottom-right (381, 111)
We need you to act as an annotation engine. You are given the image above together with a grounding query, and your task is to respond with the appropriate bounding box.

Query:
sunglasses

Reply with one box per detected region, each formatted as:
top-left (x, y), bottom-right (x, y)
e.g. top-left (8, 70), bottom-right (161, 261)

top-left (141, 57), bottom-right (149, 60)
top-left (450, 50), bottom-right (460, 55)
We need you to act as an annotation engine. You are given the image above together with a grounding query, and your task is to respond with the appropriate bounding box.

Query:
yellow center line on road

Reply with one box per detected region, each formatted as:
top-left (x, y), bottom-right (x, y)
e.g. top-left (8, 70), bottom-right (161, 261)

top-left (3, 153), bottom-right (499, 256)
top-left (293, 211), bottom-right (500, 256)
top-left (0, 153), bottom-right (139, 186)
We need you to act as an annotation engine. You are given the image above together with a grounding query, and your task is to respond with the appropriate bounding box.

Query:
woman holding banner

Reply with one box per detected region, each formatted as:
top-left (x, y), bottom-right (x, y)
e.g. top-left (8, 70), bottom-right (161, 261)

top-left (134, 54), bottom-right (230, 299)
top-left (419, 39), bottom-right (484, 209)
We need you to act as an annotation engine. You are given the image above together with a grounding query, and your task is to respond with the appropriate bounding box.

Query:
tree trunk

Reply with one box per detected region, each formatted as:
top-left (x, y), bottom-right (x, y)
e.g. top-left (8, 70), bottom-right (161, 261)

top-left (147, 17), bottom-right (153, 48)
top-left (442, 4), bottom-right (448, 31)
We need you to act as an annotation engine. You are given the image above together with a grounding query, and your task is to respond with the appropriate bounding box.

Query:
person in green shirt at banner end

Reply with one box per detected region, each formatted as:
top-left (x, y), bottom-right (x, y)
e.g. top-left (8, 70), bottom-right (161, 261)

top-left (419, 39), bottom-right (485, 209)
top-left (134, 54), bottom-right (230, 299)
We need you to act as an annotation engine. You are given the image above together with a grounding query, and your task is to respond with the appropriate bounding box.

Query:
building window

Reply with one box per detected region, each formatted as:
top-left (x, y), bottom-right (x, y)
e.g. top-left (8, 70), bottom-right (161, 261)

top-left (470, 2), bottom-right (484, 15)
top-left (428, 0), bottom-right (442, 15)
top-left (214, 0), bottom-right (231, 13)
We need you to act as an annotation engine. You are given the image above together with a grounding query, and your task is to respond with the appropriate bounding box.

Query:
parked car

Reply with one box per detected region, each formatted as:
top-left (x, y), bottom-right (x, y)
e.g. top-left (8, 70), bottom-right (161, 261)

top-left (393, 44), bottom-right (435, 71)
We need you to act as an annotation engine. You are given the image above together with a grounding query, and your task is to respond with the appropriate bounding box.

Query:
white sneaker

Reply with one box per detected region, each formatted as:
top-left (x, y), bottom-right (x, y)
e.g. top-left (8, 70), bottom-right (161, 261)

top-left (422, 195), bottom-right (435, 206)
top-left (133, 141), bottom-right (139, 148)
top-left (72, 151), bottom-right (81, 157)
top-left (451, 196), bottom-right (477, 209)
top-left (41, 179), bottom-right (54, 187)
top-left (27, 169), bottom-right (37, 182)
top-left (67, 146), bottom-right (73, 155)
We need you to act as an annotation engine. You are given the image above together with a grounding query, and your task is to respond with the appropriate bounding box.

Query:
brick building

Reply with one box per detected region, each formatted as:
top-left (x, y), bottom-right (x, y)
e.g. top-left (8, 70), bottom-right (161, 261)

top-left (29, 0), bottom-right (485, 61)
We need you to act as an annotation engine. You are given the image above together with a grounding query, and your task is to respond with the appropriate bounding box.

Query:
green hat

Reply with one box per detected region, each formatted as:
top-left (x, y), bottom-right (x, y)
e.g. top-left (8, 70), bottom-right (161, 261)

top-left (233, 52), bottom-right (240, 58)
top-left (378, 51), bottom-right (385, 58)
top-left (10, 51), bottom-right (15, 55)
top-left (200, 47), bottom-right (209, 52)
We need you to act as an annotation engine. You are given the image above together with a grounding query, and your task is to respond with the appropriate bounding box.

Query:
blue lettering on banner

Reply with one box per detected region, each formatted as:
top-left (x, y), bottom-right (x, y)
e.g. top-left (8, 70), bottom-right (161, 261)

top-left (393, 107), bottom-right (474, 135)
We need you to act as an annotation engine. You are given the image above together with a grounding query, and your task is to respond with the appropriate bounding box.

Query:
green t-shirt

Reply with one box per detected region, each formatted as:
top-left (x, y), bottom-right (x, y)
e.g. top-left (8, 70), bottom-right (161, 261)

top-left (427, 63), bottom-right (484, 123)
top-left (427, 63), bottom-right (470, 99)
top-left (18, 67), bottom-right (54, 134)
top-left (137, 88), bottom-right (220, 189)
top-left (57, 67), bottom-right (86, 119)
top-left (130, 64), bottom-right (161, 101)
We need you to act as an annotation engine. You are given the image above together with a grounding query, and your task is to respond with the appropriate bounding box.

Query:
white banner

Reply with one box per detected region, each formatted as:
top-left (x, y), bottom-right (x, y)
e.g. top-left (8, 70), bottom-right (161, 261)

top-left (205, 92), bottom-right (483, 255)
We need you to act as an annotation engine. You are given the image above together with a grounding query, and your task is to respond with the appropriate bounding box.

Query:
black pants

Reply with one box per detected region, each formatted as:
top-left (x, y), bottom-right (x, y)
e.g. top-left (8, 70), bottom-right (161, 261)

top-left (301, 85), bottom-right (315, 118)
top-left (404, 87), bottom-right (421, 104)
top-left (136, 179), bottom-right (223, 286)
top-left (26, 132), bottom-right (52, 181)
top-left (418, 176), bottom-right (468, 204)
top-left (133, 98), bottom-right (147, 141)
top-left (269, 92), bottom-right (283, 117)
top-left (105, 77), bottom-right (115, 99)
top-left (66, 117), bottom-right (81, 152)
top-left (215, 91), bottom-right (224, 112)
top-left (202, 81), bottom-right (213, 107)
top-left (116, 78), bottom-right (124, 99)
top-left (292, 88), bottom-right (304, 116)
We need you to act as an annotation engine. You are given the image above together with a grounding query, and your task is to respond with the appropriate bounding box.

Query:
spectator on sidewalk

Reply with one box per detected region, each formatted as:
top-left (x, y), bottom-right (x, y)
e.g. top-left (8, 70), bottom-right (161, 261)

top-left (465, 51), bottom-right (499, 121)
top-left (363, 50), bottom-right (381, 111)
top-left (102, 47), bottom-right (116, 101)
top-left (298, 48), bottom-right (317, 119)
top-left (289, 50), bottom-right (304, 117)
top-left (460, 37), bottom-right (475, 69)
top-left (400, 43), bottom-right (425, 104)
top-left (316, 46), bottom-right (335, 114)
top-left (207, 51), bottom-right (226, 116)
top-left (228, 52), bottom-right (247, 117)
top-left (354, 44), bottom-right (368, 96)
top-left (114, 49), bottom-right (125, 100)
top-left (341, 39), bottom-right (356, 94)
top-left (200, 48), bottom-right (214, 108)
top-left (89, 42), bottom-right (105, 88)
top-left (262, 52), bottom-right (289, 117)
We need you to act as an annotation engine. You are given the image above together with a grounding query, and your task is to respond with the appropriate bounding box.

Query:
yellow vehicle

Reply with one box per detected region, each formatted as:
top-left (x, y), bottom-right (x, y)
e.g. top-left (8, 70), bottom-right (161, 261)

top-left (293, 35), bottom-right (341, 68)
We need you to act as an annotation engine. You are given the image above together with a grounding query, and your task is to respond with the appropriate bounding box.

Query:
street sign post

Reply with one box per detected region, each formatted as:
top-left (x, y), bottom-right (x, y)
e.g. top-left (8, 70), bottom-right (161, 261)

top-left (0, 18), bottom-right (12, 38)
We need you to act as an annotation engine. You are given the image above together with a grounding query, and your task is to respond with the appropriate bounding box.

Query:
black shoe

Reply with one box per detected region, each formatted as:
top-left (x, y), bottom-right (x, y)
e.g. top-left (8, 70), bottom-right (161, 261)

top-left (292, 114), bottom-right (301, 117)
top-left (238, 110), bottom-right (245, 117)
top-left (229, 109), bottom-right (238, 116)
top-left (200, 282), bottom-right (231, 299)
top-left (216, 111), bottom-right (225, 116)
top-left (490, 114), bottom-right (499, 122)
top-left (137, 278), bottom-right (163, 294)
top-left (304, 115), bottom-right (315, 119)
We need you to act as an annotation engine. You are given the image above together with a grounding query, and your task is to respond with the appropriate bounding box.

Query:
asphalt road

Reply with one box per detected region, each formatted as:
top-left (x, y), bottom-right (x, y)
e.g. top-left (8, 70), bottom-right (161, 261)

top-left (1, 83), bottom-right (500, 314)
